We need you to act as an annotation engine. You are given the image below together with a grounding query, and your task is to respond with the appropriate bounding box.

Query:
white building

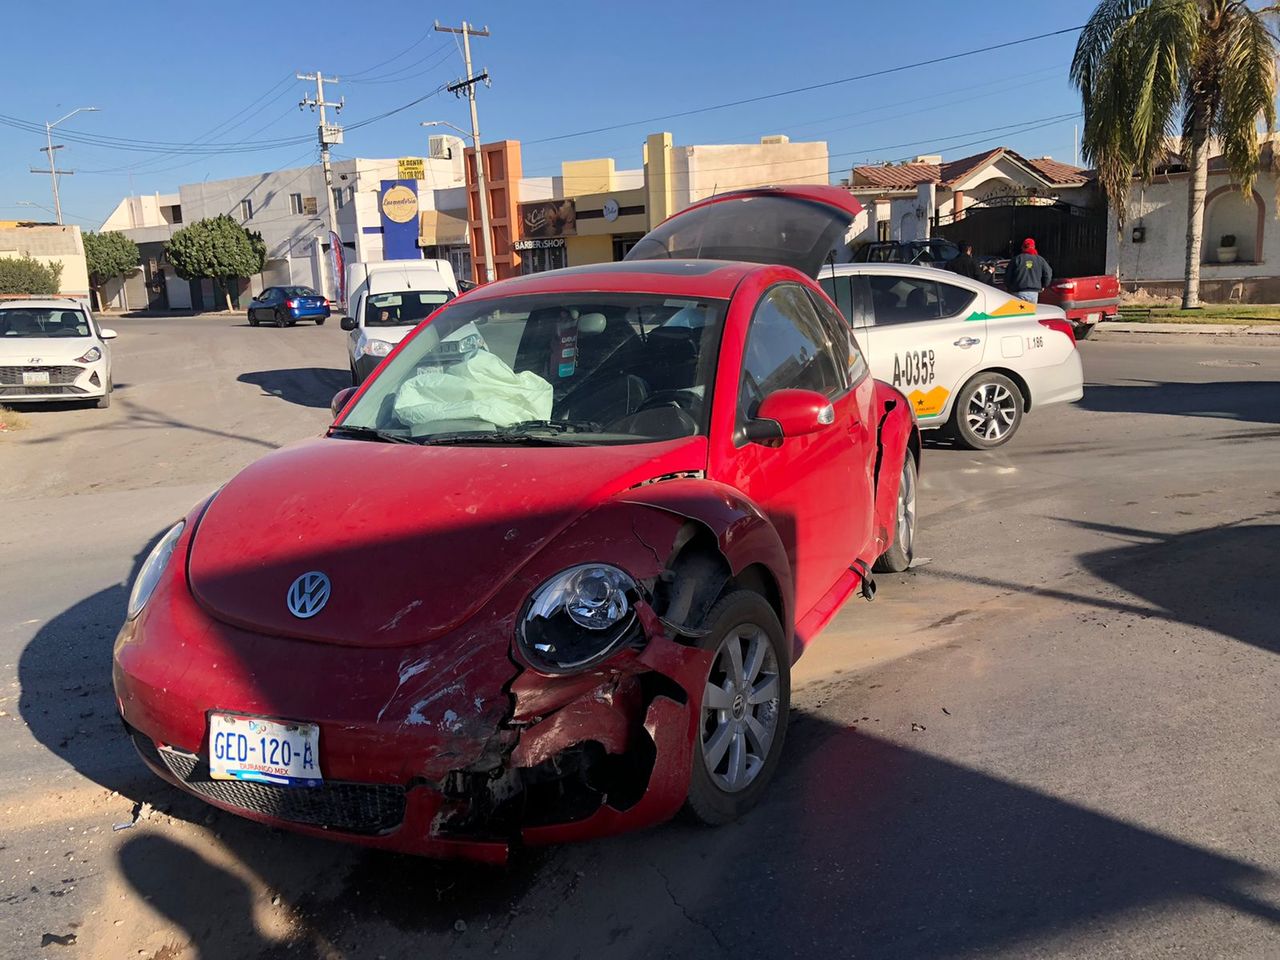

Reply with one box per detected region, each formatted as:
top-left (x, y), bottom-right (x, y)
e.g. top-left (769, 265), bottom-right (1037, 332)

top-left (1107, 140), bottom-right (1280, 302)
top-left (100, 137), bottom-right (469, 311)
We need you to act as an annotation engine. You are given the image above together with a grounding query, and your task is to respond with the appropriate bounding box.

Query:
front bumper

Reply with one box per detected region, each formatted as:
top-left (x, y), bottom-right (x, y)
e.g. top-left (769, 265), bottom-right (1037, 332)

top-left (113, 509), bottom-right (710, 860)
top-left (0, 359), bottom-right (108, 402)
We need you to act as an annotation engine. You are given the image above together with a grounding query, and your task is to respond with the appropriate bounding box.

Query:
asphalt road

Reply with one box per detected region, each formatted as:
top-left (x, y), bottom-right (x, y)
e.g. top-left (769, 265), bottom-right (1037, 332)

top-left (1, 316), bottom-right (1277, 959)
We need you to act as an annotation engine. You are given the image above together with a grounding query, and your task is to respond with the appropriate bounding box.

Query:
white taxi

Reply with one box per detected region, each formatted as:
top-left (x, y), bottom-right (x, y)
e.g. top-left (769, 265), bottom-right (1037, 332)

top-left (820, 263), bottom-right (1082, 448)
top-left (0, 298), bottom-right (117, 409)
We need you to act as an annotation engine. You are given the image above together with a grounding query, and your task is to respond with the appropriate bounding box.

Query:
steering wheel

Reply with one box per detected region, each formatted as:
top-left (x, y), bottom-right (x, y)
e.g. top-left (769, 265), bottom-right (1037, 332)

top-left (635, 389), bottom-right (702, 414)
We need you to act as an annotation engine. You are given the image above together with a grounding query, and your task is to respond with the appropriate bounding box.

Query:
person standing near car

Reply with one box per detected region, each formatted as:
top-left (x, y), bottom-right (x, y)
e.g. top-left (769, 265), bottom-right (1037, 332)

top-left (1005, 237), bottom-right (1053, 303)
top-left (947, 241), bottom-right (983, 281)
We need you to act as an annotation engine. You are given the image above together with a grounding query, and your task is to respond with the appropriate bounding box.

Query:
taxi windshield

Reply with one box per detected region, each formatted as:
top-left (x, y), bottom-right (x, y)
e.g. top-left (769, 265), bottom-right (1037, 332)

top-left (338, 292), bottom-right (725, 445)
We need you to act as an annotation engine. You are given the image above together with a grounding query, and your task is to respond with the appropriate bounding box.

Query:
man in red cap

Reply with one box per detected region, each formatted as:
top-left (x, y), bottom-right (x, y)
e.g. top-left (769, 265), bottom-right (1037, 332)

top-left (1004, 237), bottom-right (1053, 303)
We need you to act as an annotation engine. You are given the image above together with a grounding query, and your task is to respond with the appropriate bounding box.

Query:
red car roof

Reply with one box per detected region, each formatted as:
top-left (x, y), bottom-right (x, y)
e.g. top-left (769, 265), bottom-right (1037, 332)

top-left (465, 260), bottom-right (760, 302)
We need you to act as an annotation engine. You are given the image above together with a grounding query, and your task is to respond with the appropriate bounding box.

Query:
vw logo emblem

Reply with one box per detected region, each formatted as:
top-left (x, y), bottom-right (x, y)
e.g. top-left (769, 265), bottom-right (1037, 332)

top-left (286, 571), bottom-right (331, 619)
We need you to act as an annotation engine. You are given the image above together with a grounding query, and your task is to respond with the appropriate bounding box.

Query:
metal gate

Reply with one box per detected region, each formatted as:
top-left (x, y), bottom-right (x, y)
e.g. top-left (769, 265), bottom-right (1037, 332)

top-left (936, 199), bottom-right (1107, 277)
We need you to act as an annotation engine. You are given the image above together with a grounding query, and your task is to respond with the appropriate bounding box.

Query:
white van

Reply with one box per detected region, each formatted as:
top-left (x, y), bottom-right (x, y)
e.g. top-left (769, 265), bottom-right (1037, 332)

top-left (341, 260), bottom-right (459, 384)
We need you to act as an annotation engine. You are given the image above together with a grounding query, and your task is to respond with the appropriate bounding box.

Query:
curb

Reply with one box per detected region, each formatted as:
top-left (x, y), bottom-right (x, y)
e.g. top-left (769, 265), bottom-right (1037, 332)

top-left (1098, 322), bottom-right (1280, 336)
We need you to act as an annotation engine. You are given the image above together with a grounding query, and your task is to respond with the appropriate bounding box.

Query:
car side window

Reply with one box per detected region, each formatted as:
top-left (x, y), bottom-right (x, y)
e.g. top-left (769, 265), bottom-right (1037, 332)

top-left (938, 281), bottom-right (978, 316)
top-left (738, 284), bottom-right (845, 422)
top-left (807, 287), bottom-right (869, 386)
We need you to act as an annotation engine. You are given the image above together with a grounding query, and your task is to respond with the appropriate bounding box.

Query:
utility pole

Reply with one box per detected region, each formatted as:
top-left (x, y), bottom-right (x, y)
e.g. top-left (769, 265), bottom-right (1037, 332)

top-left (298, 72), bottom-right (343, 297)
top-left (434, 20), bottom-right (495, 284)
top-left (30, 106), bottom-right (98, 226)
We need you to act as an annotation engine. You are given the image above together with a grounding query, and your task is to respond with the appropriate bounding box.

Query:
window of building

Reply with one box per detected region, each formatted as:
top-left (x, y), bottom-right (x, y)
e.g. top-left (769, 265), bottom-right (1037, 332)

top-left (332, 188), bottom-right (344, 211)
top-left (612, 235), bottom-right (642, 261)
top-left (290, 193), bottom-right (304, 215)
top-left (240, 199), bottom-right (253, 221)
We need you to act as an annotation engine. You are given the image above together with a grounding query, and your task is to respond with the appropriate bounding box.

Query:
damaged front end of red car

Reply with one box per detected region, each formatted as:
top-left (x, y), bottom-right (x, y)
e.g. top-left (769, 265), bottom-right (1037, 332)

top-left (114, 482), bottom-right (788, 862)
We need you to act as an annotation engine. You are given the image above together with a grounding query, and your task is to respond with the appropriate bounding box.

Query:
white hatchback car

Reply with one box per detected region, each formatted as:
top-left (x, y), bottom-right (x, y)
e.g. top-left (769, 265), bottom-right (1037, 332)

top-left (820, 263), bottom-right (1083, 448)
top-left (0, 298), bottom-right (117, 408)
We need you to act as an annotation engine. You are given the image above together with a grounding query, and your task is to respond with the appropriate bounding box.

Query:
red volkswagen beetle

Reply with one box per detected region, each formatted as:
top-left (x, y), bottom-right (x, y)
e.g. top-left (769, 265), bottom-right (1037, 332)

top-left (114, 186), bottom-right (920, 861)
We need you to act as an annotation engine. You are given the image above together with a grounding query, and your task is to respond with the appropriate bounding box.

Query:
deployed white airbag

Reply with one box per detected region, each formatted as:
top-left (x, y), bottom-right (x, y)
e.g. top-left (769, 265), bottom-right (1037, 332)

top-left (393, 350), bottom-right (552, 427)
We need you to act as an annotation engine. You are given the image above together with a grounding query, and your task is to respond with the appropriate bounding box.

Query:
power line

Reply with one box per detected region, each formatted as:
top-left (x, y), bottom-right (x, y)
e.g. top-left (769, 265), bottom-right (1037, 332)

top-left (526, 24), bottom-right (1084, 146)
top-left (344, 29), bottom-right (440, 79)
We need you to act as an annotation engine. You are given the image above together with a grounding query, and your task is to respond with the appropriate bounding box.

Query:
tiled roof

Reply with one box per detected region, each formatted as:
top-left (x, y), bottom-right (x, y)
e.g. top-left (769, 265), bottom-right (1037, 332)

top-left (851, 147), bottom-right (1091, 190)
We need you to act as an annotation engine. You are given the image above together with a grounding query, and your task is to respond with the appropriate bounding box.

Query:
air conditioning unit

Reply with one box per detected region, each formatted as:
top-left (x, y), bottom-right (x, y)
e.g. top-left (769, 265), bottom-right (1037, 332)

top-left (428, 135), bottom-right (453, 160)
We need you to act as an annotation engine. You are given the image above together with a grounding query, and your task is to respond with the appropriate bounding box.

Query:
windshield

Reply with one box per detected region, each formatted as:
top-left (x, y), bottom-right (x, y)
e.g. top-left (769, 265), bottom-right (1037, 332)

top-left (365, 290), bottom-right (455, 327)
top-left (0, 307), bottom-right (91, 339)
top-left (339, 292), bottom-right (726, 445)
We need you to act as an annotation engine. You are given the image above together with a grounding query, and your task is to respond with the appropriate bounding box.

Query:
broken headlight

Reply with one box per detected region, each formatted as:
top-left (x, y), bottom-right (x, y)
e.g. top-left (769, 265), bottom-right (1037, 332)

top-left (519, 564), bottom-right (639, 674)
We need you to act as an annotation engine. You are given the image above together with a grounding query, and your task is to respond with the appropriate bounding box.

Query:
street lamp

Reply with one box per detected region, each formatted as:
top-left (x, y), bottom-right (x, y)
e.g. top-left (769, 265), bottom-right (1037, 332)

top-left (41, 106), bottom-right (99, 225)
top-left (422, 119), bottom-right (495, 284)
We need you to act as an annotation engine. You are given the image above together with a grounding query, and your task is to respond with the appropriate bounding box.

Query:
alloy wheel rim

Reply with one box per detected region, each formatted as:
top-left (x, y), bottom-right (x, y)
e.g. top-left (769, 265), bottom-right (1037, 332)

top-left (965, 382), bottom-right (1016, 441)
top-left (701, 623), bottom-right (780, 793)
top-left (897, 459), bottom-right (916, 555)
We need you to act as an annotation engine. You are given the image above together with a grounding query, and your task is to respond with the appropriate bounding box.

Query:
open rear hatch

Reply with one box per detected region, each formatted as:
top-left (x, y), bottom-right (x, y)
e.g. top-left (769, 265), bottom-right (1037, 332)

top-left (625, 185), bottom-right (867, 279)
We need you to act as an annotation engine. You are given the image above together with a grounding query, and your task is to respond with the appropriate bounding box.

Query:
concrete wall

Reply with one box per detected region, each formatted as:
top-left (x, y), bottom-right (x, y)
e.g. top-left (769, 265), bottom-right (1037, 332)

top-left (1107, 172), bottom-right (1280, 301)
top-left (0, 224), bottom-right (90, 298)
top-left (669, 137), bottom-right (829, 211)
top-left (101, 193), bottom-right (181, 231)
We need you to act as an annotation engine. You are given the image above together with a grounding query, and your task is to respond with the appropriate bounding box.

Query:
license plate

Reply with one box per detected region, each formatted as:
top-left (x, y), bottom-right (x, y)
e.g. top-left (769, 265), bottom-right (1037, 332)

top-left (22, 371), bottom-right (50, 386)
top-left (1085, 312), bottom-right (1101, 324)
top-left (208, 713), bottom-right (322, 786)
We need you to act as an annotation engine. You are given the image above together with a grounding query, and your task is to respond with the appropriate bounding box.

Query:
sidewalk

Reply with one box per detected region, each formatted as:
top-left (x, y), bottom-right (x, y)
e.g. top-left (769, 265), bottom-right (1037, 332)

top-left (1098, 321), bottom-right (1280, 336)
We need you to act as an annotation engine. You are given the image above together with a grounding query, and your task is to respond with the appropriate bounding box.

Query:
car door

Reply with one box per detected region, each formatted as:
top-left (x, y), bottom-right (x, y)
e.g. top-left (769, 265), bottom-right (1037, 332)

top-left (857, 270), bottom-right (985, 426)
top-left (713, 282), bottom-right (865, 621)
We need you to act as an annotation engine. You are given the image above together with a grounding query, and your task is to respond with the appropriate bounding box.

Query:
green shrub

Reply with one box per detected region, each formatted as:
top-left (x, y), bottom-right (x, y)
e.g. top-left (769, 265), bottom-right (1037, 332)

top-left (0, 256), bottom-right (63, 296)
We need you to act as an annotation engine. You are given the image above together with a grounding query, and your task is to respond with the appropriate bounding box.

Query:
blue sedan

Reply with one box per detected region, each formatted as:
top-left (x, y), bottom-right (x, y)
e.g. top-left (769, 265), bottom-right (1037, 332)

top-left (247, 286), bottom-right (331, 327)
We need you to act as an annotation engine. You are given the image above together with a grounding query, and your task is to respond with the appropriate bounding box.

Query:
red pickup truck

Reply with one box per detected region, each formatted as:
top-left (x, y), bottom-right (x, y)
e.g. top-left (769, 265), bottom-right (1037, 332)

top-left (979, 258), bottom-right (1119, 340)
top-left (1038, 274), bottom-right (1120, 340)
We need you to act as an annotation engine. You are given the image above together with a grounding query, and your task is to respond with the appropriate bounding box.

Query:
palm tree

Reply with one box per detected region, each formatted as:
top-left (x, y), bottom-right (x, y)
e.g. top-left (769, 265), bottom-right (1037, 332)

top-left (1072, 0), bottom-right (1278, 308)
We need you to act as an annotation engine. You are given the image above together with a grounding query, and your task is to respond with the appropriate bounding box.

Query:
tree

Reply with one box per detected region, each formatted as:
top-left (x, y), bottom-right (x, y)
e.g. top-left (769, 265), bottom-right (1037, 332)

top-left (1072, 0), bottom-right (1278, 308)
top-left (0, 256), bottom-right (63, 296)
top-left (165, 214), bottom-right (267, 311)
top-left (83, 230), bottom-right (140, 311)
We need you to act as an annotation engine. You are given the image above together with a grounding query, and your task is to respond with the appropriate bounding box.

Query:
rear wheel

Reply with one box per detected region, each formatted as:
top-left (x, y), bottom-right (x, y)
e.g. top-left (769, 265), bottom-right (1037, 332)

top-left (274, 309), bottom-right (287, 329)
top-left (1073, 322), bottom-right (1094, 340)
top-left (685, 591), bottom-right (790, 826)
top-left (315, 316), bottom-right (326, 326)
top-left (951, 372), bottom-right (1024, 449)
top-left (874, 454), bottom-right (917, 573)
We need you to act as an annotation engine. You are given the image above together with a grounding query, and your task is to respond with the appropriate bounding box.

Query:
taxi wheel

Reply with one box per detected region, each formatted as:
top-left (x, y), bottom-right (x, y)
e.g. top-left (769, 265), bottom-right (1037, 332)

top-left (951, 372), bottom-right (1023, 450)
top-left (685, 591), bottom-right (790, 827)
top-left (874, 454), bottom-right (916, 573)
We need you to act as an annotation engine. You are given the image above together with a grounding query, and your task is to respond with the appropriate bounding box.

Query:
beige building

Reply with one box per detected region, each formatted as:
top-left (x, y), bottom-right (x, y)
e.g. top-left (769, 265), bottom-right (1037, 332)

top-left (0, 222), bottom-right (91, 300)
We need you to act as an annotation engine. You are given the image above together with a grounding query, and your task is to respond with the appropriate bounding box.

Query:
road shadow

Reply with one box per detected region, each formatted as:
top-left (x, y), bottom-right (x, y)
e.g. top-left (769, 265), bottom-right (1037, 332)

top-left (238, 368), bottom-right (348, 410)
top-left (1072, 516), bottom-right (1280, 656)
top-left (1078, 379), bottom-right (1280, 425)
top-left (110, 716), bottom-right (1280, 959)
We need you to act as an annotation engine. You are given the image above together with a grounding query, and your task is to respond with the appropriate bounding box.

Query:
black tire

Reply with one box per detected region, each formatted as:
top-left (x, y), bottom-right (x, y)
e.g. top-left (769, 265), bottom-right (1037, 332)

top-left (874, 453), bottom-right (917, 574)
top-left (315, 316), bottom-right (326, 326)
top-left (950, 371), bottom-right (1024, 450)
top-left (684, 590), bottom-right (790, 826)
top-left (248, 310), bottom-right (259, 327)
top-left (1073, 322), bottom-right (1093, 340)
top-left (274, 309), bottom-right (287, 329)
top-left (95, 378), bottom-right (112, 409)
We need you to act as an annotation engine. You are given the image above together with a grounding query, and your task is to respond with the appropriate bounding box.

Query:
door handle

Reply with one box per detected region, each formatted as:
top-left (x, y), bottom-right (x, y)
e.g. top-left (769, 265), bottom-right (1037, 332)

top-left (953, 337), bottom-right (980, 348)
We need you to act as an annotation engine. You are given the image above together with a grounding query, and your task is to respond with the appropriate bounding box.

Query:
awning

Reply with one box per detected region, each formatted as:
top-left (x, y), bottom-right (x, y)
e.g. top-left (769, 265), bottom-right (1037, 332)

top-left (418, 209), bottom-right (469, 247)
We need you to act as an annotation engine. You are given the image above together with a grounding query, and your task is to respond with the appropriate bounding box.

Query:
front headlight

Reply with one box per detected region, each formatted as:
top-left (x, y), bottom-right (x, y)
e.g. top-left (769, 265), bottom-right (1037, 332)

top-left (76, 346), bottom-right (102, 363)
top-left (127, 521), bottom-right (185, 620)
top-left (362, 339), bottom-right (393, 358)
top-left (519, 564), bottom-right (639, 673)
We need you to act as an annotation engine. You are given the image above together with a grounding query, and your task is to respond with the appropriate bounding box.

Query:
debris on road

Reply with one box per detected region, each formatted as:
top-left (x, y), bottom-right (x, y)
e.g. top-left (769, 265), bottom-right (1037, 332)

top-left (41, 932), bottom-right (77, 947)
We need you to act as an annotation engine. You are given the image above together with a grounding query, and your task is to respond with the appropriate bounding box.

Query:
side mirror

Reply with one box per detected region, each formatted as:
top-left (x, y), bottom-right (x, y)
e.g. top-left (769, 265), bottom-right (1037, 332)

top-left (330, 386), bottom-right (358, 417)
top-left (340, 316), bottom-right (358, 331)
top-left (744, 389), bottom-right (835, 442)
top-left (100, 328), bottom-right (118, 340)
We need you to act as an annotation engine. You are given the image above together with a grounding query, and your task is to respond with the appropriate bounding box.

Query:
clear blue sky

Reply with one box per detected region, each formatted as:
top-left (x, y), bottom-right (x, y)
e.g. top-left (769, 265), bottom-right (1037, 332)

top-left (0, 0), bottom-right (1094, 229)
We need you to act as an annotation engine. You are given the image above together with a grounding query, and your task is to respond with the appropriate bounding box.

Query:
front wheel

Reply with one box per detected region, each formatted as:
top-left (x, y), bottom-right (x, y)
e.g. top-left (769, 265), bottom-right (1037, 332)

top-left (950, 372), bottom-right (1024, 449)
top-left (248, 310), bottom-right (259, 327)
top-left (685, 591), bottom-right (790, 826)
top-left (874, 454), bottom-right (917, 573)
